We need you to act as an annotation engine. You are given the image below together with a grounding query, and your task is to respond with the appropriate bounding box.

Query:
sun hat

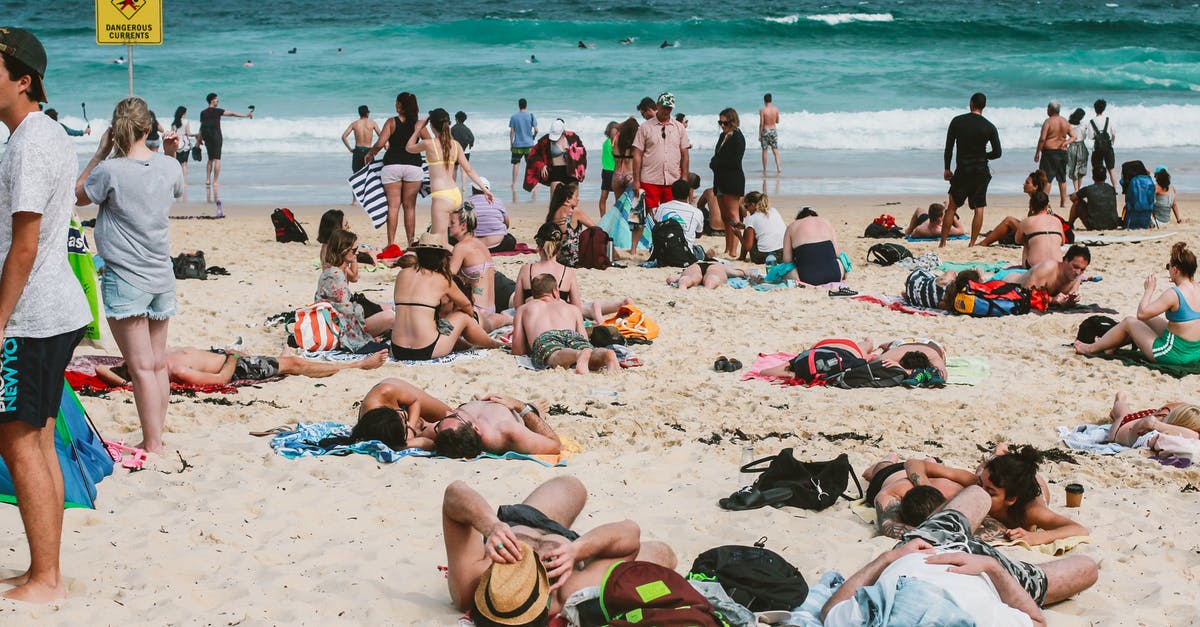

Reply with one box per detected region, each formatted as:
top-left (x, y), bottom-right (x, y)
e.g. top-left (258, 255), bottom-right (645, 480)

top-left (409, 232), bottom-right (451, 253)
top-left (0, 27), bottom-right (48, 102)
top-left (657, 92), bottom-right (675, 108)
top-left (473, 541), bottom-right (550, 626)
top-left (548, 118), bottom-right (565, 141)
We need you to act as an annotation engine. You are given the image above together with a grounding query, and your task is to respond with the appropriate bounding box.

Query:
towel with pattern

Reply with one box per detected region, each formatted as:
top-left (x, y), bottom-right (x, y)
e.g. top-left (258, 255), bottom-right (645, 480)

top-left (66, 354), bottom-right (283, 395)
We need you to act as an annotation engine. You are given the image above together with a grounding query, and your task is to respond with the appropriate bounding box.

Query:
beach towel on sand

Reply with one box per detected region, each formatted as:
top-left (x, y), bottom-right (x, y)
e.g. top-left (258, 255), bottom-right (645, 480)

top-left (907, 234), bottom-right (967, 242)
top-left (270, 422), bottom-right (574, 466)
top-left (490, 243), bottom-right (538, 256)
top-left (1086, 349), bottom-right (1200, 378)
top-left (1074, 231), bottom-right (1176, 246)
top-left (850, 500), bottom-right (1090, 555)
top-left (66, 354), bottom-right (283, 395)
top-left (299, 348), bottom-right (488, 366)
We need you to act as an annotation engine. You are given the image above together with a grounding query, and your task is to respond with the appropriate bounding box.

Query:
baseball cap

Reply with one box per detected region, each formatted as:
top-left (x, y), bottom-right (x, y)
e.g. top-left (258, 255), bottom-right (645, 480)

top-left (657, 92), bottom-right (675, 108)
top-left (0, 27), bottom-right (48, 102)
top-left (548, 118), bottom-right (565, 141)
top-left (473, 176), bottom-right (491, 192)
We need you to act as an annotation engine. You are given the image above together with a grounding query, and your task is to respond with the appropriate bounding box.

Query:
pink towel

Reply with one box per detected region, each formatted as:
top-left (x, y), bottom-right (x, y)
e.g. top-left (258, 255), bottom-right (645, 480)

top-left (851, 294), bottom-right (946, 317)
top-left (491, 243), bottom-right (538, 256)
top-left (742, 352), bottom-right (798, 382)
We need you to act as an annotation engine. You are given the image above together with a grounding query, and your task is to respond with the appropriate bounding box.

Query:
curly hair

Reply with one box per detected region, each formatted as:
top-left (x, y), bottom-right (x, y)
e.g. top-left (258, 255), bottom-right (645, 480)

top-left (984, 445), bottom-right (1043, 527)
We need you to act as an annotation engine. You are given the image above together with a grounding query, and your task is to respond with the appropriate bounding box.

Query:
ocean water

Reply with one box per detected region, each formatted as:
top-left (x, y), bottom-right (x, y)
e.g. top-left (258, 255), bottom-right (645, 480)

top-left (4, 0), bottom-right (1199, 204)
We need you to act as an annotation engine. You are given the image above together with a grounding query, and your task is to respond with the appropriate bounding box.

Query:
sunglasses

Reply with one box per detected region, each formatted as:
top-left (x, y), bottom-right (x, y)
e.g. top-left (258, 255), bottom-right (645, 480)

top-left (433, 412), bottom-right (472, 434)
top-left (718, 119), bottom-right (730, 126)
top-left (661, 126), bottom-right (666, 139)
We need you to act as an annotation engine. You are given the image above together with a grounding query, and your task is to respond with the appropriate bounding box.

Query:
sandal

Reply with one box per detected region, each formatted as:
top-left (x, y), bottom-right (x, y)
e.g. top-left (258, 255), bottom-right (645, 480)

top-left (104, 440), bottom-right (148, 471)
top-left (248, 425), bottom-right (295, 437)
top-left (718, 486), bottom-right (794, 511)
top-left (714, 356), bottom-right (730, 372)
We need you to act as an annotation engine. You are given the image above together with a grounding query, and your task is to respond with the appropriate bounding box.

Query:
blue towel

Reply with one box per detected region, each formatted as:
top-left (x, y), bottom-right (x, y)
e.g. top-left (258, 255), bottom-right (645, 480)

top-left (908, 234), bottom-right (968, 242)
top-left (1058, 424), bottom-right (1127, 455)
top-left (270, 422), bottom-right (568, 466)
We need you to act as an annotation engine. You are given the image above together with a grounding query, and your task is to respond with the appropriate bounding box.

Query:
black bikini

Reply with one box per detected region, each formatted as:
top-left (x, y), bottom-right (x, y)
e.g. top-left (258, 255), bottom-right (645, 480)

top-left (521, 266), bottom-right (571, 301)
top-left (390, 301), bottom-right (440, 361)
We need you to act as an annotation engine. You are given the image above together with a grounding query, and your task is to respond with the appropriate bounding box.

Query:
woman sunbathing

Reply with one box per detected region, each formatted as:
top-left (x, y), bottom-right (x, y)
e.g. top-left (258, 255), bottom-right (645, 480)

top-left (977, 191), bottom-right (1066, 268)
top-left (1106, 391), bottom-right (1200, 448)
top-left (512, 222), bottom-right (631, 321)
top-left (668, 256), bottom-right (747, 289)
top-left (1075, 242), bottom-right (1200, 365)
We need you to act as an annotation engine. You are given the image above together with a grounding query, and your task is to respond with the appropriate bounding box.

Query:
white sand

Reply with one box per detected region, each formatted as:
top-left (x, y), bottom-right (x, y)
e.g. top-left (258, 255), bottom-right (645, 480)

top-left (1, 193), bottom-right (1198, 624)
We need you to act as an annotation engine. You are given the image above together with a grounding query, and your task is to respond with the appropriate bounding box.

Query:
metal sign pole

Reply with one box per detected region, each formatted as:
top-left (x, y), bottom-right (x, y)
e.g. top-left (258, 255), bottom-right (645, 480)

top-left (127, 40), bottom-right (133, 95)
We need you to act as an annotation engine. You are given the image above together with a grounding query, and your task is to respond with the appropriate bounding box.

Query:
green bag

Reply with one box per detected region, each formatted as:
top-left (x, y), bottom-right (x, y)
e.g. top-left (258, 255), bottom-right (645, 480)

top-left (67, 217), bottom-right (101, 340)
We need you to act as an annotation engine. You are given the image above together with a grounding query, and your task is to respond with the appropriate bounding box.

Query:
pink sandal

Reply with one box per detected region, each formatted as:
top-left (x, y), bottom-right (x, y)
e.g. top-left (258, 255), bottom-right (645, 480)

top-left (104, 440), bottom-right (148, 470)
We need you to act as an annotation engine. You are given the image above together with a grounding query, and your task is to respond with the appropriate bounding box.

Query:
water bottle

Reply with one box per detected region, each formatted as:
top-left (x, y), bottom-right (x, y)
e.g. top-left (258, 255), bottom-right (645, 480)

top-left (215, 200), bottom-right (224, 218)
top-left (737, 444), bottom-right (755, 489)
top-left (765, 253), bottom-right (777, 267)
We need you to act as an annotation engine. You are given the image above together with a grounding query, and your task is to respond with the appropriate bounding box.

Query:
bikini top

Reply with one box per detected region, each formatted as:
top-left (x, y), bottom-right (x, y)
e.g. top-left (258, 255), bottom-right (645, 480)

top-left (395, 301), bottom-right (438, 309)
top-left (457, 261), bottom-right (494, 283)
top-left (1165, 286), bottom-right (1200, 322)
top-left (426, 139), bottom-right (454, 166)
top-left (1026, 230), bottom-right (1063, 242)
top-left (521, 265), bottom-right (570, 301)
top-left (549, 142), bottom-right (565, 158)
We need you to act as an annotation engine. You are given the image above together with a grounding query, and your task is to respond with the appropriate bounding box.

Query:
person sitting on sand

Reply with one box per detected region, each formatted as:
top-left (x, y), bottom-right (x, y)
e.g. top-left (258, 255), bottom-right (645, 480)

top-left (545, 182), bottom-right (596, 268)
top-left (1075, 242), bottom-right (1200, 364)
top-left (448, 205), bottom-right (512, 332)
top-left (781, 207), bottom-right (845, 287)
top-left (905, 202), bottom-right (964, 239)
top-left (978, 191), bottom-right (1066, 268)
top-left (511, 222), bottom-right (631, 322)
top-left (667, 257), bottom-right (747, 289)
top-left (465, 177), bottom-right (517, 252)
top-left (513, 274), bottom-right (620, 373)
top-left (821, 485), bottom-right (1098, 626)
top-left (1023, 168), bottom-right (1051, 197)
top-left (739, 191), bottom-right (787, 264)
top-left (1106, 391), bottom-right (1200, 449)
top-left (316, 229), bottom-right (395, 352)
top-left (1016, 243), bottom-right (1091, 306)
top-left (96, 345), bottom-right (386, 387)
top-left (653, 177), bottom-right (707, 260)
top-left (317, 208), bottom-right (378, 266)
top-left (390, 233), bottom-right (501, 361)
top-left (442, 477), bottom-right (677, 625)
top-left (1068, 168), bottom-right (1119, 231)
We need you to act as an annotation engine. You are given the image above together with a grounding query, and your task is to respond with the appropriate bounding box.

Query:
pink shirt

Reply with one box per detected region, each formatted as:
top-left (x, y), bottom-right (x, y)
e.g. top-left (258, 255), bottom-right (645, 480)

top-left (633, 118), bottom-right (690, 186)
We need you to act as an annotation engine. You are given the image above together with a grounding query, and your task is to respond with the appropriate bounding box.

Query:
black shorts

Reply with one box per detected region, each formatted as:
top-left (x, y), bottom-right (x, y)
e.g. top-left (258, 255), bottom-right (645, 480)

top-left (351, 146), bottom-right (369, 173)
top-left (601, 169), bottom-right (614, 192)
top-left (1040, 149), bottom-right (1067, 183)
top-left (948, 165), bottom-right (991, 210)
top-left (547, 164), bottom-right (576, 185)
top-left (1091, 145), bottom-right (1115, 171)
top-left (864, 462), bottom-right (905, 504)
top-left (0, 328), bottom-right (86, 428)
top-left (201, 132), bottom-right (222, 160)
top-left (510, 147), bottom-right (531, 165)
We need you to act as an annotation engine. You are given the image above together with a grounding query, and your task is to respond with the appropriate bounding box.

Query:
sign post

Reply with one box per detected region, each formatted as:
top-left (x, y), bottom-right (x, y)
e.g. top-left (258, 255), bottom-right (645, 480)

top-left (95, 0), bottom-right (163, 96)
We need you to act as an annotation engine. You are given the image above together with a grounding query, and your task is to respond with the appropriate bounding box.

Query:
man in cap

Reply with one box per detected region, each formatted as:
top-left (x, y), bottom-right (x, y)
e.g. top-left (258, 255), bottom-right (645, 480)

top-left (0, 26), bottom-right (94, 603)
top-left (630, 92), bottom-right (690, 256)
top-left (442, 476), bottom-right (677, 625)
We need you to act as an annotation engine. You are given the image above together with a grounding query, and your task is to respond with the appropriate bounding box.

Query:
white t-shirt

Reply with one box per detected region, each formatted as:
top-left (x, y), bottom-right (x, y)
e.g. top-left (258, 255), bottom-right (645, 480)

top-left (743, 208), bottom-right (786, 252)
top-left (654, 200), bottom-right (704, 250)
top-left (824, 553), bottom-right (1033, 627)
top-left (0, 112), bottom-right (92, 338)
top-left (1081, 115), bottom-right (1114, 144)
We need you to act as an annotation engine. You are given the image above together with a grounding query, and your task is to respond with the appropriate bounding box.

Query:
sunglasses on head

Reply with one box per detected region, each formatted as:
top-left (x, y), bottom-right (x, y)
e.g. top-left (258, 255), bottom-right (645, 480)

top-left (434, 412), bottom-right (472, 434)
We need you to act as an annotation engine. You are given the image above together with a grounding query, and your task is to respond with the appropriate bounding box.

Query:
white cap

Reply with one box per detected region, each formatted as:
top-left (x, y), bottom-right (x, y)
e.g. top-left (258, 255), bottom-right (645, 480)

top-left (548, 118), bottom-right (565, 141)
top-left (474, 177), bottom-right (491, 192)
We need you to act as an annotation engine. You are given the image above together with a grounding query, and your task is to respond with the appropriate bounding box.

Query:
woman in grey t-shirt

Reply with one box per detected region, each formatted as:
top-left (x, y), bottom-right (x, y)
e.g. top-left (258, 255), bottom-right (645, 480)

top-left (74, 96), bottom-right (183, 454)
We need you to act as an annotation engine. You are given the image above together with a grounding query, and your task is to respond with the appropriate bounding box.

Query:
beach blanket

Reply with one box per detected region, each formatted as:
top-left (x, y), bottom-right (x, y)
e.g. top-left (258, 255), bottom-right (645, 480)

top-left (850, 500), bottom-right (1089, 555)
top-left (1074, 231), bottom-right (1176, 246)
top-left (298, 347), bottom-right (488, 365)
top-left (490, 243), bottom-right (538, 256)
top-left (349, 159), bottom-right (431, 229)
top-left (270, 422), bottom-right (573, 466)
top-left (945, 356), bottom-right (989, 385)
top-left (599, 188), bottom-right (652, 250)
top-left (1057, 424), bottom-right (1125, 455)
top-left (66, 354), bottom-right (283, 395)
top-left (907, 234), bottom-right (968, 242)
top-left (896, 252), bottom-right (941, 272)
top-left (1089, 349), bottom-right (1200, 378)
top-left (937, 260), bottom-right (1011, 273)
top-left (852, 294), bottom-right (947, 317)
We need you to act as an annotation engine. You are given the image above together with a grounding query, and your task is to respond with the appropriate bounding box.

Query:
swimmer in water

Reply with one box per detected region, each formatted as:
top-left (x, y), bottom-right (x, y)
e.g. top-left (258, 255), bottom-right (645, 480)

top-left (527, 54), bottom-right (539, 63)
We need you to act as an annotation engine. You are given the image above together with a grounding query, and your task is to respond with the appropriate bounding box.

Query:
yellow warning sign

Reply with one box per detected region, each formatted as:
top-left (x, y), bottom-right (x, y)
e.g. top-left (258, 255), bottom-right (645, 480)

top-left (95, 0), bottom-right (162, 45)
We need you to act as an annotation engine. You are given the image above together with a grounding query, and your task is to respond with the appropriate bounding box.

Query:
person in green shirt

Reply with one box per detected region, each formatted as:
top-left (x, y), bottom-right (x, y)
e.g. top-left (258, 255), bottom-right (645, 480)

top-left (597, 121), bottom-right (618, 216)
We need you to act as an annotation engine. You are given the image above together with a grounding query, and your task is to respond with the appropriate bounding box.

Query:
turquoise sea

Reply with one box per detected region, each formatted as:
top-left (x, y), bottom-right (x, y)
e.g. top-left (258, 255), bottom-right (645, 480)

top-left (4, 0), bottom-right (1199, 204)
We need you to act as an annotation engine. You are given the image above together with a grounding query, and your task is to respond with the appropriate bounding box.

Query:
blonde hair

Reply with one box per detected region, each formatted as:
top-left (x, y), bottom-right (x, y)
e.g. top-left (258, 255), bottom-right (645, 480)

top-left (109, 96), bottom-right (152, 158)
top-left (1164, 404), bottom-right (1200, 433)
top-left (741, 191), bottom-right (768, 215)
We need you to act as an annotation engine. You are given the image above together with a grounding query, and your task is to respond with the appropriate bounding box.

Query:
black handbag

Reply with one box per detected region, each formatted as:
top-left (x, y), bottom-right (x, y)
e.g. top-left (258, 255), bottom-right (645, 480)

top-left (172, 251), bottom-right (207, 280)
top-left (740, 448), bottom-right (863, 511)
top-left (191, 145), bottom-right (202, 162)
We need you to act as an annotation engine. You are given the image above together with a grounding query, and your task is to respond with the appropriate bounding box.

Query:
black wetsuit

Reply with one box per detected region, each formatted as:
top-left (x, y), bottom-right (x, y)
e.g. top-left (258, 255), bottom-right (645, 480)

top-left (944, 112), bottom-right (1002, 209)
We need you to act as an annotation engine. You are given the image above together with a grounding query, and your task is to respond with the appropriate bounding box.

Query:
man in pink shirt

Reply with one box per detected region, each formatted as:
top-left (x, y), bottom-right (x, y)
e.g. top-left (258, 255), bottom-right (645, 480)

top-left (630, 92), bottom-right (690, 256)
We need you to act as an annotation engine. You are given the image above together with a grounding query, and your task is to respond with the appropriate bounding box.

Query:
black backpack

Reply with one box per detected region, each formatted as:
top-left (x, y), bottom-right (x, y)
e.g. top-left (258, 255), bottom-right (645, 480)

top-left (271, 208), bottom-right (309, 243)
top-left (741, 449), bottom-right (863, 511)
top-left (867, 242), bottom-right (912, 266)
top-left (171, 251), bottom-right (207, 280)
top-left (1077, 315), bottom-right (1118, 344)
top-left (687, 540), bottom-right (808, 612)
top-left (648, 219), bottom-right (696, 268)
top-left (827, 360), bottom-right (907, 389)
top-left (1091, 119), bottom-right (1112, 153)
top-left (863, 222), bottom-right (904, 238)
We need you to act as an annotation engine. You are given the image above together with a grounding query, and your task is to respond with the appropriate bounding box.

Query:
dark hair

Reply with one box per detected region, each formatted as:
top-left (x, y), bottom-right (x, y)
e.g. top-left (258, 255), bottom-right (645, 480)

top-left (796, 207), bottom-right (818, 220)
top-left (1, 52), bottom-right (44, 102)
top-left (984, 445), bottom-right (1043, 528)
top-left (764, 93), bottom-right (772, 103)
top-left (455, 110), bottom-right (467, 123)
top-left (172, 106), bottom-right (186, 129)
top-left (898, 351), bottom-right (932, 370)
top-left (322, 229), bottom-right (357, 268)
top-left (1094, 98), bottom-right (1107, 114)
top-left (928, 203), bottom-right (945, 222)
top-left (1155, 169), bottom-right (1171, 189)
top-left (206, 92), bottom-right (218, 104)
top-left (1170, 242), bottom-right (1197, 278)
top-left (637, 97), bottom-right (656, 112)
top-left (1092, 168), bottom-right (1107, 183)
top-left (900, 486), bottom-right (946, 526)
top-left (617, 117), bottom-right (639, 154)
top-left (435, 422), bottom-right (483, 458)
top-left (415, 247), bottom-right (452, 283)
top-left (317, 407), bottom-right (408, 450)
top-left (317, 209), bottom-right (345, 244)
top-left (674, 112), bottom-right (686, 123)
top-left (670, 178), bottom-right (691, 201)
top-left (1064, 244), bottom-right (1091, 264)
top-left (358, 105), bottom-right (369, 117)
top-left (531, 273), bottom-right (557, 298)
top-left (1027, 170), bottom-right (1049, 193)
top-left (943, 269), bottom-right (982, 310)
top-left (545, 182), bottom-right (579, 223)
top-left (397, 92), bottom-right (418, 119)
top-left (688, 172), bottom-right (701, 189)
top-left (111, 363), bottom-right (130, 383)
top-left (1068, 107), bottom-right (1086, 125)
top-left (970, 92), bottom-right (987, 110)
top-left (518, 98), bottom-right (527, 109)
top-left (1121, 160), bottom-right (1150, 183)
top-left (1029, 191), bottom-right (1049, 214)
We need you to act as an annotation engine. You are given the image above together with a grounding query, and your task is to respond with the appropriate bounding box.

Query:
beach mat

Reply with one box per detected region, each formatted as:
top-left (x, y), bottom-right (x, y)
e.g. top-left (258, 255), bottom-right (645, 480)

top-left (937, 260), bottom-right (1012, 273)
top-left (66, 354), bottom-right (283, 395)
top-left (299, 348), bottom-right (488, 366)
top-left (907, 234), bottom-right (967, 242)
top-left (851, 294), bottom-right (946, 317)
top-left (1091, 349), bottom-right (1200, 378)
top-left (1074, 231), bottom-right (1176, 246)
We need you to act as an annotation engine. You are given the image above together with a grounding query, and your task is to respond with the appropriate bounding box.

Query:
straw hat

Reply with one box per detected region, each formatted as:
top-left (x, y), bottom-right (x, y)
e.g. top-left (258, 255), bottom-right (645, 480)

top-left (473, 541), bottom-right (550, 625)
top-left (409, 232), bottom-right (451, 253)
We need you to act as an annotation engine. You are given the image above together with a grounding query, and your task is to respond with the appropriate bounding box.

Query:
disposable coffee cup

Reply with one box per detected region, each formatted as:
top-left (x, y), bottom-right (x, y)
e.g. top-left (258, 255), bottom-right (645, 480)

top-left (1065, 483), bottom-right (1084, 508)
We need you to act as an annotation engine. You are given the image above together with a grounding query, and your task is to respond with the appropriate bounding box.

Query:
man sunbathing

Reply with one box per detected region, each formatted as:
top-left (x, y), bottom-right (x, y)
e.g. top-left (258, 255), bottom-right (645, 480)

top-left (905, 202), bottom-right (964, 239)
top-left (1016, 244), bottom-right (1091, 306)
top-left (863, 453), bottom-right (977, 540)
top-left (822, 485), bottom-right (1097, 626)
top-left (512, 273), bottom-right (619, 373)
top-left (442, 477), bottom-right (676, 625)
top-left (357, 378), bottom-right (561, 458)
top-left (95, 346), bottom-right (387, 387)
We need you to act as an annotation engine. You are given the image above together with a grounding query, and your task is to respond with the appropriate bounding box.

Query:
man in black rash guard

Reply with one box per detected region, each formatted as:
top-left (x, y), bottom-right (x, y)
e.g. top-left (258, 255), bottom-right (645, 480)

top-left (941, 92), bottom-right (1002, 248)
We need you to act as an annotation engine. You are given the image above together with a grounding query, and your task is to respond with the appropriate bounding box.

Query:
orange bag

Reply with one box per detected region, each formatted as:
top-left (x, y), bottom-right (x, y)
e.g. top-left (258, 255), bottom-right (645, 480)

top-left (604, 305), bottom-right (659, 341)
top-left (292, 302), bottom-right (342, 351)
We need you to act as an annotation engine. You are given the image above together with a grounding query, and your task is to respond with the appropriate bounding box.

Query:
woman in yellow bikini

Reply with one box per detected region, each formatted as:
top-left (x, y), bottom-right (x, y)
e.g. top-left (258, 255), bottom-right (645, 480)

top-left (407, 108), bottom-right (493, 239)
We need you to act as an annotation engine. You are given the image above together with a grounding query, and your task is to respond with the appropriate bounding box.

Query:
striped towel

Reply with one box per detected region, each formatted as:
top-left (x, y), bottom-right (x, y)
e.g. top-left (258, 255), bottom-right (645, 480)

top-left (348, 159), bottom-right (432, 229)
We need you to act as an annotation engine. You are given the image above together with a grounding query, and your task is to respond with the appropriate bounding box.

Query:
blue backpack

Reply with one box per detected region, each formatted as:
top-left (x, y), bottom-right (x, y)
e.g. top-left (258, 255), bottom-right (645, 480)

top-left (1124, 174), bottom-right (1155, 229)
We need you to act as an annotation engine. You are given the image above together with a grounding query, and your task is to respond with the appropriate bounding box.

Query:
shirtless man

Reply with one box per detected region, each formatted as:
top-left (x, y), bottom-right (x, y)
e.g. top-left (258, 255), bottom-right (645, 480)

top-left (512, 273), bottom-right (619, 373)
top-left (1017, 244), bottom-right (1091, 306)
top-left (905, 202), bottom-right (963, 239)
top-left (759, 93), bottom-right (781, 175)
top-left (1035, 100), bottom-right (1074, 209)
top-left (978, 191), bottom-right (1066, 268)
top-left (862, 453), bottom-right (974, 539)
top-left (96, 346), bottom-right (386, 387)
top-left (442, 477), bottom-right (676, 624)
top-left (341, 105), bottom-right (380, 176)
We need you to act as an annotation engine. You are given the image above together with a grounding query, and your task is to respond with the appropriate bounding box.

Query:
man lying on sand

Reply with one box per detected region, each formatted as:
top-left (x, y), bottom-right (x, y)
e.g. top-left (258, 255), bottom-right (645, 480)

top-left (512, 273), bottom-right (620, 373)
top-left (95, 346), bottom-right (386, 387)
top-left (1015, 244), bottom-right (1091, 305)
top-left (442, 477), bottom-right (676, 625)
top-left (357, 378), bottom-right (561, 457)
top-left (906, 202), bottom-right (964, 239)
top-left (822, 485), bottom-right (1098, 626)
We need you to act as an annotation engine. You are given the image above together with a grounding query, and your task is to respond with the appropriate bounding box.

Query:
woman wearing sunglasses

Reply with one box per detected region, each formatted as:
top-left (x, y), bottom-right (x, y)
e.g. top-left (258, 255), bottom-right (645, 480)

top-left (710, 107), bottom-right (746, 258)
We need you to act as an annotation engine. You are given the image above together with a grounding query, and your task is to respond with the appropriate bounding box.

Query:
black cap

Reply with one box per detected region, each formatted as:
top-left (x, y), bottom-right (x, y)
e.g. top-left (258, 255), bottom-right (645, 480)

top-left (0, 27), bottom-right (47, 102)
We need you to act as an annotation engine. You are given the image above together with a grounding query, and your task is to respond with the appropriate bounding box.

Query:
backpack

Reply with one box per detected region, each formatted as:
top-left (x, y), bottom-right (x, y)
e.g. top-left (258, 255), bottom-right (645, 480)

top-left (271, 208), bottom-right (309, 243)
top-left (788, 338), bottom-right (867, 386)
top-left (687, 541), bottom-right (808, 612)
top-left (1090, 119), bottom-right (1112, 153)
top-left (292, 302), bottom-right (342, 351)
top-left (648, 219), bottom-right (696, 268)
top-left (1123, 174), bottom-right (1155, 229)
top-left (866, 243), bottom-right (912, 266)
top-left (604, 305), bottom-right (659, 341)
top-left (827, 360), bottom-right (908, 389)
top-left (741, 449), bottom-right (863, 511)
top-left (953, 280), bottom-right (1031, 317)
top-left (1077, 315), bottom-right (1118, 343)
top-left (172, 251), bottom-right (207, 280)
top-left (577, 226), bottom-right (612, 270)
top-left (599, 561), bottom-right (725, 627)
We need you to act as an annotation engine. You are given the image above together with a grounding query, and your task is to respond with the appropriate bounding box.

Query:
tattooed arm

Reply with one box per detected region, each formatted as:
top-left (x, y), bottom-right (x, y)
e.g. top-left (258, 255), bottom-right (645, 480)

top-left (876, 494), bottom-right (915, 539)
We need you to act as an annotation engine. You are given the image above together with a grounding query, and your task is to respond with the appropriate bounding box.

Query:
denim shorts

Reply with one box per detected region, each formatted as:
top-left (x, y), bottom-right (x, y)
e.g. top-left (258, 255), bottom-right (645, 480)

top-left (101, 270), bottom-right (177, 320)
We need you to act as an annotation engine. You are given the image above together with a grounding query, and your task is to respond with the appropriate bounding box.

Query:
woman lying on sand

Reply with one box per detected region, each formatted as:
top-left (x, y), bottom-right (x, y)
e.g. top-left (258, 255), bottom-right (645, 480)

top-left (1107, 391), bottom-right (1200, 448)
top-left (668, 256), bottom-right (747, 289)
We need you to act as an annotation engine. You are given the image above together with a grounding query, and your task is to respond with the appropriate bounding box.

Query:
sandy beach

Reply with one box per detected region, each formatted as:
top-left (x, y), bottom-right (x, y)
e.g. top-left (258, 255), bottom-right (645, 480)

top-left (1, 192), bottom-right (1198, 625)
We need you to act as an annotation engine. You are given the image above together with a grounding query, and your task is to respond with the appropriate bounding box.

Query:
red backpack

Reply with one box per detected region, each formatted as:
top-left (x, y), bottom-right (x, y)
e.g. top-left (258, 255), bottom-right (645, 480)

top-left (576, 226), bottom-right (612, 270)
top-left (271, 208), bottom-right (309, 243)
top-left (600, 561), bottom-right (725, 627)
top-left (788, 338), bottom-right (868, 387)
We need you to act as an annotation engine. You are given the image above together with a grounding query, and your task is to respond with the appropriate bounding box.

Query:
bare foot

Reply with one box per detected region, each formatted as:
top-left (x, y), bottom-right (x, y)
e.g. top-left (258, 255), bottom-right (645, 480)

top-left (575, 349), bottom-right (593, 375)
top-left (136, 440), bottom-right (165, 455)
top-left (2, 578), bottom-right (65, 603)
top-left (361, 350), bottom-right (388, 370)
top-left (0, 570), bottom-right (29, 587)
top-left (1073, 340), bottom-right (1093, 355)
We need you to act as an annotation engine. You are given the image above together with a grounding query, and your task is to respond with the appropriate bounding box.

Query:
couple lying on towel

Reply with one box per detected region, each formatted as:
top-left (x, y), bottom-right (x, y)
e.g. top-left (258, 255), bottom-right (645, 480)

top-left (762, 336), bottom-right (947, 381)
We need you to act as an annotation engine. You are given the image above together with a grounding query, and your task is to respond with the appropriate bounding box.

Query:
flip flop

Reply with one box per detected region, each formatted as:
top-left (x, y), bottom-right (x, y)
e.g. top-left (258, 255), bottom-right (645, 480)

top-left (726, 358), bottom-right (743, 372)
top-left (718, 486), bottom-right (793, 511)
top-left (248, 425), bottom-right (295, 437)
